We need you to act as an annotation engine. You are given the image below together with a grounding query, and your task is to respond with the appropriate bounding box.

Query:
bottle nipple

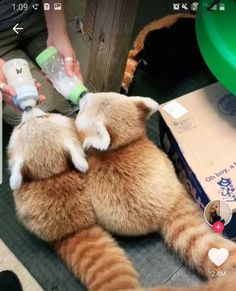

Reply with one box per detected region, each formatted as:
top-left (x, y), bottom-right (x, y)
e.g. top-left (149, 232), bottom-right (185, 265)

top-left (24, 106), bottom-right (33, 111)
top-left (20, 99), bottom-right (37, 111)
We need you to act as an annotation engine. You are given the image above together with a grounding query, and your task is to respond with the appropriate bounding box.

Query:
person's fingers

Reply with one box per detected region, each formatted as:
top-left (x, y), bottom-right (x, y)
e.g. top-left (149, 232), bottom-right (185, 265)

top-left (64, 60), bottom-right (74, 77)
top-left (1, 82), bottom-right (16, 106)
top-left (75, 70), bottom-right (83, 82)
top-left (2, 92), bottom-right (15, 106)
top-left (39, 95), bottom-right (46, 103)
top-left (33, 80), bottom-right (45, 103)
top-left (74, 61), bottom-right (83, 82)
top-left (1, 83), bottom-right (16, 97)
top-left (34, 80), bottom-right (41, 89)
top-left (0, 58), bottom-right (5, 66)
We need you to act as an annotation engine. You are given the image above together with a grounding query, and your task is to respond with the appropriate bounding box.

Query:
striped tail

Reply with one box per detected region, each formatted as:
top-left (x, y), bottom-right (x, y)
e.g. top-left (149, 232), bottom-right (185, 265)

top-left (161, 193), bottom-right (236, 279)
top-left (54, 225), bottom-right (140, 291)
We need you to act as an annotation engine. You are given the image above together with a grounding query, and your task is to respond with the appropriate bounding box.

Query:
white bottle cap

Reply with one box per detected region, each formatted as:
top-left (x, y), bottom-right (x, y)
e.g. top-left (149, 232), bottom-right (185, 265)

top-left (20, 99), bottom-right (37, 111)
top-left (13, 85), bottom-right (39, 110)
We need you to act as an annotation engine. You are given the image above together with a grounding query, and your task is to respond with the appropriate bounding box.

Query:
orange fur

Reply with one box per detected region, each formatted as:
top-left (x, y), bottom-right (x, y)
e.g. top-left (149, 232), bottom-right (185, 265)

top-left (8, 108), bottom-right (141, 291)
top-left (8, 94), bottom-right (236, 290)
top-left (122, 13), bottom-right (195, 92)
top-left (55, 226), bottom-right (140, 291)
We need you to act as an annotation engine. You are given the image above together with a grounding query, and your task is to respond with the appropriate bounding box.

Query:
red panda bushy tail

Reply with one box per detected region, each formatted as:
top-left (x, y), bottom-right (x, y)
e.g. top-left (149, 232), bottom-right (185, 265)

top-left (161, 194), bottom-right (236, 278)
top-left (54, 225), bottom-right (140, 291)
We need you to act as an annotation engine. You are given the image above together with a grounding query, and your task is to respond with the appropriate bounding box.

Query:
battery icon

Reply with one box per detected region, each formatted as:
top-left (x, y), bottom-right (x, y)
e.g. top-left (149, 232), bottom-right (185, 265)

top-left (219, 3), bottom-right (225, 10)
top-left (44, 3), bottom-right (50, 10)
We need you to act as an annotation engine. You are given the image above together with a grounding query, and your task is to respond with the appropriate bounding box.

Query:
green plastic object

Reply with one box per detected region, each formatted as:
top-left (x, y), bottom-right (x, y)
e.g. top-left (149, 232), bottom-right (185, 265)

top-left (35, 46), bottom-right (57, 67)
top-left (36, 46), bottom-right (88, 104)
top-left (68, 84), bottom-right (88, 104)
top-left (196, 0), bottom-right (236, 95)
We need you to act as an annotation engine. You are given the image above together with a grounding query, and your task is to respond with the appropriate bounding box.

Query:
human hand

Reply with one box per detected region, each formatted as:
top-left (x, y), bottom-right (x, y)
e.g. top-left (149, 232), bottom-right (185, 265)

top-left (47, 33), bottom-right (83, 81)
top-left (0, 59), bottom-right (17, 106)
top-left (0, 59), bottom-right (46, 108)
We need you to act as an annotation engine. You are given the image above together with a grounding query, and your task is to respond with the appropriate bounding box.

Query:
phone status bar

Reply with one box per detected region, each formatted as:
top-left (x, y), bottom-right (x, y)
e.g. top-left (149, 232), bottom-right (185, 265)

top-left (12, 2), bottom-right (62, 12)
top-left (171, 1), bottom-right (226, 12)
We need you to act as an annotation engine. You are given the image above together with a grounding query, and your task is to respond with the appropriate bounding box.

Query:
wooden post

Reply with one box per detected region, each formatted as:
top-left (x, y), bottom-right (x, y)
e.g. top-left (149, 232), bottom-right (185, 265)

top-left (86, 0), bottom-right (139, 92)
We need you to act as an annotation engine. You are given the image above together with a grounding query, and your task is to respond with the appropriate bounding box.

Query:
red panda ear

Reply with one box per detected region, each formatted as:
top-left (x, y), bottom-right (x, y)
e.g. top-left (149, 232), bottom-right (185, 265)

top-left (82, 122), bottom-right (111, 151)
top-left (132, 97), bottom-right (159, 119)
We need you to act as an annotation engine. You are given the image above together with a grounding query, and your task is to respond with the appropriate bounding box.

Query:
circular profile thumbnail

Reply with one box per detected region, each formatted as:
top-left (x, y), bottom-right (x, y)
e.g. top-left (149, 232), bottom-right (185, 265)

top-left (204, 200), bottom-right (232, 227)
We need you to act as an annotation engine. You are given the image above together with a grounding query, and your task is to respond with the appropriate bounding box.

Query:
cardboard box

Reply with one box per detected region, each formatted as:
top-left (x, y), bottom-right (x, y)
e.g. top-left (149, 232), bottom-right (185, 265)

top-left (159, 83), bottom-right (236, 238)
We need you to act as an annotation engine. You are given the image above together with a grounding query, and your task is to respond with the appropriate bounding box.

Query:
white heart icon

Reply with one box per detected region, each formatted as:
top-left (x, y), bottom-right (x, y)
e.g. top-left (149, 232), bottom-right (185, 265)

top-left (208, 248), bottom-right (229, 267)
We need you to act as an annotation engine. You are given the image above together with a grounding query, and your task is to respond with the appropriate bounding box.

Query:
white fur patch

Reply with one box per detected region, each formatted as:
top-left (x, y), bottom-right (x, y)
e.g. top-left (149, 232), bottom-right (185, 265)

top-left (72, 153), bottom-right (89, 173)
top-left (63, 139), bottom-right (88, 173)
top-left (76, 113), bottom-right (90, 130)
top-left (79, 93), bottom-right (93, 111)
top-left (21, 108), bottom-right (45, 123)
top-left (51, 114), bottom-right (71, 127)
top-left (83, 122), bottom-right (110, 151)
top-left (9, 156), bottom-right (24, 191)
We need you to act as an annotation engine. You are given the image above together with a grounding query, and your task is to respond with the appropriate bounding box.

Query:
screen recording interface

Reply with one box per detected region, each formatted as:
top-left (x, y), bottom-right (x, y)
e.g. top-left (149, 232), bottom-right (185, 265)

top-left (0, 0), bottom-right (235, 287)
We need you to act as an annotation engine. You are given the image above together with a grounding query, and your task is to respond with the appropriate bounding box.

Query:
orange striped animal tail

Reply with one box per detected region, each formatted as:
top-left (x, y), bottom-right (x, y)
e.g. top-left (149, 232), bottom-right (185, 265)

top-left (161, 194), bottom-right (236, 279)
top-left (55, 225), bottom-right (140, 291)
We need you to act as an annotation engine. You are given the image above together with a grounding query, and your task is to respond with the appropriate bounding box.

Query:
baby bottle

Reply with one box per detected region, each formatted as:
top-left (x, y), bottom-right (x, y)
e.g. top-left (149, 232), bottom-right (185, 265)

top-left (36, 46), bottom-right (87, 104)
top-left (3, 59), bottom-right (39, 111)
